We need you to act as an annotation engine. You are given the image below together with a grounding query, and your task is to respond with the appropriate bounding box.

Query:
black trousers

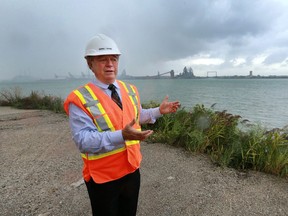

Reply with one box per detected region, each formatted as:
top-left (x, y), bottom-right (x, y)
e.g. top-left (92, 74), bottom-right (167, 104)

top-left (85, 169), bottom-right (140, 216)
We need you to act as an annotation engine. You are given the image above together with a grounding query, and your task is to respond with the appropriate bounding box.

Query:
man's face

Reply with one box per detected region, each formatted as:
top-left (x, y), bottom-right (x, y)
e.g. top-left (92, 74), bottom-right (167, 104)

top-left (89, 55), bottom-right (119, 84)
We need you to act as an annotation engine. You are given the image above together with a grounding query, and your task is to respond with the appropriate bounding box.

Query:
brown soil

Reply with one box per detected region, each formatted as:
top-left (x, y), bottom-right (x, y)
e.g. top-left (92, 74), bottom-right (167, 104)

top-left (0, 108), bottom-right (287, 216)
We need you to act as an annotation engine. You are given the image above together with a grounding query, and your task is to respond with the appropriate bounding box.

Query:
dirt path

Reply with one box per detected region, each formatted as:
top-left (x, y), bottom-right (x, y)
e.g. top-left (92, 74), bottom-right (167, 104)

top-left (0, 108), bottom-right (287, 216)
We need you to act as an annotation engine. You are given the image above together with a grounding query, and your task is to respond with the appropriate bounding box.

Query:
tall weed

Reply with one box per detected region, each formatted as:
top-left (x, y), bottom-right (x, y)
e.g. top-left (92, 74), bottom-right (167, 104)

top-left (145, 103), bottom-right (288, 177)
top-left (0, 88), bottom-right (64, 113)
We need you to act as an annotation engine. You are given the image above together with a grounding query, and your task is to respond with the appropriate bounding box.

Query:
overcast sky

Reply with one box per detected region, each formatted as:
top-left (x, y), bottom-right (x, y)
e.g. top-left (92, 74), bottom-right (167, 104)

top-left (1, 0), bottom-right (288, 80)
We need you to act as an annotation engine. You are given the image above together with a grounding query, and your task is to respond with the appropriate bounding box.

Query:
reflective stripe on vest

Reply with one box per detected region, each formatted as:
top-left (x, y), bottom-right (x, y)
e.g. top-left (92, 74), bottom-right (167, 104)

top-left (118, 80), bottom-right (141, 147)
top-left (74, 84), bottom-right (115, 132)
top-left (80, 139), bottom-right (140, 160)
top-left (119, 80), bottom-right (141, 146)
top-left (118, 80), bottom-right (139, 123)
top-left (81, 146), bottom-right (126, 160)
top-left (74, 81), bottom-right (140, 160)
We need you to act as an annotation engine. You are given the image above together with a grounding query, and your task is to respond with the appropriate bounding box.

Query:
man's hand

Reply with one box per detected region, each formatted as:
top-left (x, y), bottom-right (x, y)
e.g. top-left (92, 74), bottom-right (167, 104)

top-left (159, 95), bottom-right (181, 114)
top-left (122, 119), bottom-right (153, 141)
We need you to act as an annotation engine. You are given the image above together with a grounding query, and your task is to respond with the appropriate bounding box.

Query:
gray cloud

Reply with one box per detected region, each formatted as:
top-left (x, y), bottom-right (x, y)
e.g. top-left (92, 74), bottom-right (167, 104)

top-left (0, 0), bottom-right (288, 80)
top-left (264, 51), bottom-right (288, 64)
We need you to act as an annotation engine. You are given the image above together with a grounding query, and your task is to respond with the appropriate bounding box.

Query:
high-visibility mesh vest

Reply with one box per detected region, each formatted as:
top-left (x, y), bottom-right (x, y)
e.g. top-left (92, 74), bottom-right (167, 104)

top-left (64, 80), bottom-right (142, 183)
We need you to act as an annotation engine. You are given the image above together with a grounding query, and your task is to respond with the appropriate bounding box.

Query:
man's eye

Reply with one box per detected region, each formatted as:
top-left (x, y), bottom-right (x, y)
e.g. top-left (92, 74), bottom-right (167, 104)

top-left (96, 57), bottom-right (118, 62)
top-left (98, 58), bottom-right (106, 62)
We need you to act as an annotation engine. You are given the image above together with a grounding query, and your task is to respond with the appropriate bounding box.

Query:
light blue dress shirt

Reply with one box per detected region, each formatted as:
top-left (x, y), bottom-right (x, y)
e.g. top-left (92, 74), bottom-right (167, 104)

top-left (68, 77), bottom-right (162, 154)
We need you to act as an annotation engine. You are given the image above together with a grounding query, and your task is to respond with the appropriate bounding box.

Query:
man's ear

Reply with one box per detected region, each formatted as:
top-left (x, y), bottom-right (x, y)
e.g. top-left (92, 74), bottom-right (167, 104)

top-left (86, 58), bottom-right (92, 70)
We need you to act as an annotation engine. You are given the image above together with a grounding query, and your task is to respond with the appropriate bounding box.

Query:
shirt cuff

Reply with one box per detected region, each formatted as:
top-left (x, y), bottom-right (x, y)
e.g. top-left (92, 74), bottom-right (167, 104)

top-left (152, 107), bottom-right (162, 118)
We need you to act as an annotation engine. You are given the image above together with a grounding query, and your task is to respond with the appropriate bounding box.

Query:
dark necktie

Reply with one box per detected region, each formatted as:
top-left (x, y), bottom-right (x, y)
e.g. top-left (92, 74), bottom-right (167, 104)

top-left (108, 84), bottom-right (123, 109)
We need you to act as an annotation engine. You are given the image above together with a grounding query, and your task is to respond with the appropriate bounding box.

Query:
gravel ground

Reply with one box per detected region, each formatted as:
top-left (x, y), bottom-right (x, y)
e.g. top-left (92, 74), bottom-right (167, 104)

top-left (0, 108), bottom-right (287, 216)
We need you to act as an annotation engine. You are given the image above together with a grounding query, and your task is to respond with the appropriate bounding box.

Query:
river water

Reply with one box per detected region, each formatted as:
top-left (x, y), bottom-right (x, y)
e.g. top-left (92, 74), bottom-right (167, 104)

top-left (1, 78), bottom-right (287, 129)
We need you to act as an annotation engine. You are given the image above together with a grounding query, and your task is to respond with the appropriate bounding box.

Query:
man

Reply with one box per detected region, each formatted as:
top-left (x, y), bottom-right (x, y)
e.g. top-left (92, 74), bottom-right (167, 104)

top-left (64, 33), bottom-right (180, 216)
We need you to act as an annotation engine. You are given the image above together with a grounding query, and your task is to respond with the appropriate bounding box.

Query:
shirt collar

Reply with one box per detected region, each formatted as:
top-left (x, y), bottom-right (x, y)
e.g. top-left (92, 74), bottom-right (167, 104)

top-left (92, 77), bottom-right (120, 90)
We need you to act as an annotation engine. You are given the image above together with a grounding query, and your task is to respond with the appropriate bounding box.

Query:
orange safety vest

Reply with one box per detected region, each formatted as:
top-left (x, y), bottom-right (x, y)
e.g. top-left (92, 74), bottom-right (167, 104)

top-left (64, 80), bottom-right (142, 183)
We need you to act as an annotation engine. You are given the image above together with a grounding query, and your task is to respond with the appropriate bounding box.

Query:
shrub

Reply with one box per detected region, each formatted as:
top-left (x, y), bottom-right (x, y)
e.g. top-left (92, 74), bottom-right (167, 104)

top-left (0, 88), bottom-right (65, 113)
top-left (144, 103), bottom-right (288, 177)
top-left (0, 87), bottom-right (22, 106)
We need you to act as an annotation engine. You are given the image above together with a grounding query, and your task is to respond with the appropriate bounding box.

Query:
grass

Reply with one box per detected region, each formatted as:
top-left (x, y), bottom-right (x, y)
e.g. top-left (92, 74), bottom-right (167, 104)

top-left (1, 88), bottom-right (288, 177)
top-left (0, 87), bottom-right (64, 113)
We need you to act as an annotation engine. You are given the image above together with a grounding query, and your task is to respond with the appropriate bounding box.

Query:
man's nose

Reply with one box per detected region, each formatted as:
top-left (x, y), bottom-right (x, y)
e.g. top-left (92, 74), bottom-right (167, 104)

top-left (105, 58), bottom-right (113, 65)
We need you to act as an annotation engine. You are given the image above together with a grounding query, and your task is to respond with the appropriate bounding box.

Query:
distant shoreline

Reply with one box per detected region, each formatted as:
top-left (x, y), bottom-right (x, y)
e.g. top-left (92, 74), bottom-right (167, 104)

top-left (118, 75), bottom-right (288, 80)
top-left (1, 75), bottom-right (288, 83)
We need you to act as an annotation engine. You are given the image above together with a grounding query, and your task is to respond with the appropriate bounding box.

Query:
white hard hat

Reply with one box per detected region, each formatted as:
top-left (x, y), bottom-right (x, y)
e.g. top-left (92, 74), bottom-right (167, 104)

top-left (84, 34), bottom-right (121, 58)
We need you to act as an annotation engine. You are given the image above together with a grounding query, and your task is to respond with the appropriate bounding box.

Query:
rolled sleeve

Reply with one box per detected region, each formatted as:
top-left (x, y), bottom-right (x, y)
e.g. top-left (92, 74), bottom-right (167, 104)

top-left (140, 107), bottom-right (162, 124)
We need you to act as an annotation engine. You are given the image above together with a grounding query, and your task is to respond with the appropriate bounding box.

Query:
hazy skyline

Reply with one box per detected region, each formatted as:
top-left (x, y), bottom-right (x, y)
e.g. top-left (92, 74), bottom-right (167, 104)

top-left (1, 0), bottom-right (288, 81)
